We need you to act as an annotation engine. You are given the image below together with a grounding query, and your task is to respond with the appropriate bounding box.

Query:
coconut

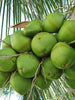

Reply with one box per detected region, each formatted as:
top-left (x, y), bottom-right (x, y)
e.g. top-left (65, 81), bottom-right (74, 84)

top-left (11, 30), bottom-right (31, 53)
top-left (23, 20), bottom-right (43, 37)
top-left (10, 72), bottom-right (32, 95)
top-left (31, 32), bottom-right (57, 57)
top-left (51, 42), bottom-right (75, 69)
top-left (17, 53), bottom-right (40, 78)
top-left (0, 71), bottom-right (10, 88)
top-left (58, 20), bottom-right (75, 42)
top-left (64, 65), bottom-right (75, 80)
top-left (42, 12), bottom-right (64, 33)
top-left (0, 48), bottom-right (17, 72)
top-left (65, 78), bottom-right (75, 89)
top-left (41, 57), bottom-right (62, 80)
top-left (35, 74), bottom-right (52, 90)
top-left (2, 35), bottom-right (11, 48)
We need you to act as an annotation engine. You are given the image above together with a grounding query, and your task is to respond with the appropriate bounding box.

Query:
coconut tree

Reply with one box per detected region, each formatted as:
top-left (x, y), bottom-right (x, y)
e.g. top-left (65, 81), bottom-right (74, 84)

top-left (0, 0), bottom-right (75, 100)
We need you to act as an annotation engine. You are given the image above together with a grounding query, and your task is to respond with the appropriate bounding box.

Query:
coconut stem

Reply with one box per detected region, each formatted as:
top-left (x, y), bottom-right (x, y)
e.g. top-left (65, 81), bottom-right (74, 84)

top-left (68, 40), bottom-right (75, 45)
top-left (0, 39), bottom-right (11, 46)
top-left (3, 73), bottom-right (11, 87)
top-left (0, 52), bottom-right (32, 59)
top-left (41, 64), bottom-right (47, 84)
top-left (70, 9), bottom-right (75, 20)
top-left (63, 0), bottom-right (74, 17)
top-left (68, 89), bottom-right (75, 93)
top-left (25, 0), bottom-right (39, 20)
top-left (0, 70), bottom-right (17, 94)
top-left (27, 58), bottom-right (44, 100)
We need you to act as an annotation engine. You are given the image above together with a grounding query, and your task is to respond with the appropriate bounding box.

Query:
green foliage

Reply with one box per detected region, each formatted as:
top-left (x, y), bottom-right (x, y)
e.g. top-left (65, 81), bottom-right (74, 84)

top-left (0, 0), bottom-right (75, 100)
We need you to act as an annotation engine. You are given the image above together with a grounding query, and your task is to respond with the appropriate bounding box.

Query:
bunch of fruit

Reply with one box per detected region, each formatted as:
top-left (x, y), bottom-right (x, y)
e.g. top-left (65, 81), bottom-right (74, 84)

top-left (0, 12), bottom-right (75, 95)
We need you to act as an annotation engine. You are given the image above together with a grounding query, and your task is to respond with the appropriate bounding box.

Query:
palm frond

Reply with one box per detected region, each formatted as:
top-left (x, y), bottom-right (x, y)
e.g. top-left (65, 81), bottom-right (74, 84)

top-left (0, 0), bottom-right (75, 100)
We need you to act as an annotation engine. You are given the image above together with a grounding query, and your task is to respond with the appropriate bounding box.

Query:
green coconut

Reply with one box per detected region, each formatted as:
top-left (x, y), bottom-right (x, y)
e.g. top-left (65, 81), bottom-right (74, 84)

top-left (31, 32), bottom-right (57, 57)
top-left (65, 78), bottom-right (75, 89)
top-left (0, 71), bottom-right (10, 88)
top-left (0, 48), bottom-right (17, 72)
top-left (43, 12), bottom-right (64, 33)
top-left (58, 20), bottom-right (75, 42)
top-left (51, 42), bottom-right (75, 69)
top-left (2, 35), bottom-right (11, 48)
top-left (23, 20), bottom-right (43, 37)
top-left (17, 53), bottom-right (40, 78)
top-left (64, 65), bottom-right (75, 80)
top-left (10, 72), bottom-right (32, 95)
top-left (35, 74), bottom-right (52, 90)
top-left (11, 30), bottom-right (31, 53)
top-left (41, 57), bottom-right (62, 80)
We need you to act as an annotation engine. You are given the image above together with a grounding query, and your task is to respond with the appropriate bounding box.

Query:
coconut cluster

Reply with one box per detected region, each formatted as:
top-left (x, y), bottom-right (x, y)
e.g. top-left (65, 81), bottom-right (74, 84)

top-left (0, 12), bottom-right (75, 95)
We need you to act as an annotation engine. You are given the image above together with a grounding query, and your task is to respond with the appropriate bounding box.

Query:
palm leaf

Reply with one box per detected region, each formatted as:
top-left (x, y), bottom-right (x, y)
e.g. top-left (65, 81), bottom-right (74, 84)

top-left (0, 0), bottom-right (75, 100)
